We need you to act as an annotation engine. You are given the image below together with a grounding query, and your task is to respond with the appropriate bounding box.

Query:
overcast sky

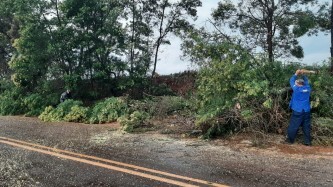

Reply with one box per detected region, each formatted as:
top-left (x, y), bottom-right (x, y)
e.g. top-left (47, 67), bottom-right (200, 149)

top-left (156, 0), bottom-right (331, 75)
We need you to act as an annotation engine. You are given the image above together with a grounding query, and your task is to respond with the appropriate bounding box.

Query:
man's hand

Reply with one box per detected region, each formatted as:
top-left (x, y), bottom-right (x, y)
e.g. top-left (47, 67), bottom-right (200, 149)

top-left (295, 69), bottom-right (302, 75)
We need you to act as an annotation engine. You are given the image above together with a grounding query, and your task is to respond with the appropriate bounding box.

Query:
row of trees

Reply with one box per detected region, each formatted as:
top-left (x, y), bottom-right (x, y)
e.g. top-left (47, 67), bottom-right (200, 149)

top-left (0, 0), bottom-right (331, 110)
top-left (0, 0), bottom-right (201, 95)
top-left (1, 0), bottom-right (333, 142)
top-left (181, 0), bottom-right (331, 64)
top-left (0, 1), bottom-right (331, 93)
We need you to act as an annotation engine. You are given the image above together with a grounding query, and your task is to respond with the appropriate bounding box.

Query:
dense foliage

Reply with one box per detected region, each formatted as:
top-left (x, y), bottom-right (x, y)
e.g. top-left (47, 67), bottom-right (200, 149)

top-left (88, 97), bottom-right (129, 124)
top-left (193, 41), bottom-right (333, 142)
top-left (211, 0), bottom-right (329, 61)
top-left (39, 100), bottom-right (88, 122)
top-left (0, 0), bottom-right (332, 145)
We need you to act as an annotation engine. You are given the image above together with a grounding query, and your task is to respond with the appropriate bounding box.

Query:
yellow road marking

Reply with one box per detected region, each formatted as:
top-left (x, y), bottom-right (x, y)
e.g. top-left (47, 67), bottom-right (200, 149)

top-left (0, 139), bottom-right (199, 187)
top-left (0, 137), bottom-right (229, 187)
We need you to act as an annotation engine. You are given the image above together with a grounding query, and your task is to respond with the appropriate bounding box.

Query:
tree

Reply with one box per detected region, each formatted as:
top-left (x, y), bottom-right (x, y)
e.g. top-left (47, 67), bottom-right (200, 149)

top-left (58, 0), bottom-right (126, 80)
top-left (123, 0), bottom-right (155, 77)
top-left (8, 0), bottom-right (53, 91)
top-left (212, 0), bottom-right (326, 62)
top-left (8, 0), bottom-right (127, 92)
top-left (0, 0), bottom-right (19, 78)
top-left (149, 0), bottom-right (201, 78)
top-left (307, 0), bottom-right (332, 73)
top-left (331, 0), bottom-right (333, 73)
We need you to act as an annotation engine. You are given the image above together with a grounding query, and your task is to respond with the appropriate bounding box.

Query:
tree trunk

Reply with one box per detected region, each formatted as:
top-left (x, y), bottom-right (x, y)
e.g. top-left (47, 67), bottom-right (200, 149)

top-left (130, 0), bottom-right (135, 75)
top-left (151, 4), bottom-right (166, 79)
top-left (152, 38), bottom-right (161, 79)
top-left (267, 28), bottom-right (273, 62)
top-left (331, 0), bottom-right (333, 73)
top-left (267, 2), bottom-right (274, 63)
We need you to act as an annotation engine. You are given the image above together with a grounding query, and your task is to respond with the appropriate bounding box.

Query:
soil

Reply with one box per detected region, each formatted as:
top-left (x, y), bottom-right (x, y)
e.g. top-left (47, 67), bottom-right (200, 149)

top-left (0, 116), bottom-right (333, 187)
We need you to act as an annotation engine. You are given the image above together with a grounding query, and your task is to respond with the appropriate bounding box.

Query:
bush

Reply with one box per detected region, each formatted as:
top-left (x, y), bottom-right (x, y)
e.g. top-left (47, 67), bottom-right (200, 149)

top-left (150, 83), bottom-right (175, 96)
top-left (195, 50), bottom-right (333, 140)
top-left (39, 100), bottom-right (87, 122)
top-left (89, 97), bottom-right (129, 124)
top-left (312, 117), bottom-right (333, 146)
top-left (0, 79), bottom-right (59, 116)
top-left (0, 87), bottom-right (24, 115)
top-left (39, 106), bottom-right (56, 121)
top-left (310, 66), bottom-right (333, 118)
top-left (118, 111), bottom-right (150, 132)
top-left (22, 93), bottom-right (49, 116)
top-left (128, 96), bottom-right (192, 118)
top-left (153, 96), bottom-right (191, 117)
top-left (195, 44), bottom-right (269, 137)
top-left (194, 43), bottom-right (302, 138)
top-left (63, 105), bottom-right (89, 123)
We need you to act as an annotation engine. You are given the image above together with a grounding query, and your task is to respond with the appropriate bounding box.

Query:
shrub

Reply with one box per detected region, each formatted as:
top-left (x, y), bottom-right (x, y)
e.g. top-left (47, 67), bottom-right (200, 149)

top-left (153, 96), bottom-right (191, 117)
top-left (38, 100), bottom-right (86, 122)
top-left (0, 88), bottom-right (24, 115)
top-left (89, 97), bottom-right (129, 124)
top-left (39, 106), bottom-right (56, 122)
top-left (310, 66), bottom-right (333, 118)
top-left (0, 79), bottom-right (60, 116)
top-left (63, 105), bottom-right (89, 123)
top-left (118, 111), bottom-right (150, 132)
top-left (194, 43), bottom-right (299, 138)
top-left (195, 49), bottom-right (333, 141)
top-left (128, 96), bottom-right (192, 118)
top-left (150, 83), bottom-right (175, 96)
top-left (195, 44), bottom-right (268, 136)
top-left (312, 117), bottom-right (333, 146)
top-left (22, 93), bottom-right (48, 116)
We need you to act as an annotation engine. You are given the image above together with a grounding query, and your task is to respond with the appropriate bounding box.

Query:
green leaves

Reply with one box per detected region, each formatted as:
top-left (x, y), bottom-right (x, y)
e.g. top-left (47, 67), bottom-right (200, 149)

top-left (212, 1), bottom-right (237, 22)
top-left (195, 43), bottom-right (255, 122)
top-left (89, 97), bottom-right (129, 124)
top-left (211, 0), bottom-right (326, 61)
top-left (292, 12), bottom-right (316, 37)
top-left (39, 99), bottom-right (88, 122)
top-left (118, 111), bottom-right (150, 132)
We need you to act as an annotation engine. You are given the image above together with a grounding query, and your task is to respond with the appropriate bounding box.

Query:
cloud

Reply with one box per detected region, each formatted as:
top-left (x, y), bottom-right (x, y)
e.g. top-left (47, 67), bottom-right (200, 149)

top-left (157, 1), bottom-right (220, 75)
top-left (156, 37), bottom-right (193, 75)
top-left (300, 33), bottom-right (330, 65)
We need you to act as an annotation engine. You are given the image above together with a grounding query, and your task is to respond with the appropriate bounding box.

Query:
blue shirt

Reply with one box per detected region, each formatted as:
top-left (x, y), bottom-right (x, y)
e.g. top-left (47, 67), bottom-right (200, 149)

top-left (289, 75), bottom-right (311, 112)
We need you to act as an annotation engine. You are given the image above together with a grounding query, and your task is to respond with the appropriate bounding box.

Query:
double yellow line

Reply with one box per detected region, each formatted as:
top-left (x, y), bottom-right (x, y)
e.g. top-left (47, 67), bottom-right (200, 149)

top-left (0, 136), bottom-right (228, 187)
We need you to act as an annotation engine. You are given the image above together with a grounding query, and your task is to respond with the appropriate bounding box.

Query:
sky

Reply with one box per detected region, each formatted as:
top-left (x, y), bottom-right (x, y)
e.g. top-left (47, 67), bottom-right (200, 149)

top-left (156, 0), bottom-right (331, 75)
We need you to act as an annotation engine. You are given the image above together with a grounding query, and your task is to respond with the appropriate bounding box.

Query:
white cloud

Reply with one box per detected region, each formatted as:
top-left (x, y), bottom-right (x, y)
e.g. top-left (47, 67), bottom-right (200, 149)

top-left (156, 37), bottom-right (193, 75)
top-left (157, 1), bottom-right (219, 75)
top-left (299, 33), bottom-right (330, 65)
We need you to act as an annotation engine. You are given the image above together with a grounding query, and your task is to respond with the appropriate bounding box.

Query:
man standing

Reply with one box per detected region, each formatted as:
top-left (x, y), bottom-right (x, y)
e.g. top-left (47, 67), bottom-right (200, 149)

top-left (287, 69), bottom-right (312, 146)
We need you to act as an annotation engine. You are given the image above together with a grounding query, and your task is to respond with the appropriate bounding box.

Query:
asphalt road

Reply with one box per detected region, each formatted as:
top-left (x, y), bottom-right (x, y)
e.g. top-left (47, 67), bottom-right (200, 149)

top-left (0, 116), bottom-right (333, 187)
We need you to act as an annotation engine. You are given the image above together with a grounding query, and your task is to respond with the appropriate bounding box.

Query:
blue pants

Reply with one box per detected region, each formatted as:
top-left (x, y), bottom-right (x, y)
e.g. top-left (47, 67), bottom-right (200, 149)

top-left (287, 110), bottom-right (311, 145)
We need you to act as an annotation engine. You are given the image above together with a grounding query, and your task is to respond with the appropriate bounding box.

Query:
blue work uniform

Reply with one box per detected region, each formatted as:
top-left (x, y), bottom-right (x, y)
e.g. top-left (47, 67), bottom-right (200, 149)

top-left (287, 75), bottom-right (311, 145)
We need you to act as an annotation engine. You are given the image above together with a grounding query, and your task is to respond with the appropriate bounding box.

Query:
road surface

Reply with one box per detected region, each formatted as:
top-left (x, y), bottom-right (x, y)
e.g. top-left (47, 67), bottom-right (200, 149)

top-left (0, 116), bottom-right (333, 187)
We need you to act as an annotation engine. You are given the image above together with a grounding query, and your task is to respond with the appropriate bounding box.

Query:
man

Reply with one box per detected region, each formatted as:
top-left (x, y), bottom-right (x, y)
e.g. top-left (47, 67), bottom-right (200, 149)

top-left (287, 69), bottom-right (312, 146)
top-left (60, 89), bottom-right (71, 103)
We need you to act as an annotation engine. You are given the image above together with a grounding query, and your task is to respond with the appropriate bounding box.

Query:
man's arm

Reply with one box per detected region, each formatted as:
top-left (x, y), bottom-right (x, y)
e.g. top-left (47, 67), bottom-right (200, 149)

top-left (289, 75), bottom-right (297, 87)
top-left (290, 69), bottom-right (301, 87)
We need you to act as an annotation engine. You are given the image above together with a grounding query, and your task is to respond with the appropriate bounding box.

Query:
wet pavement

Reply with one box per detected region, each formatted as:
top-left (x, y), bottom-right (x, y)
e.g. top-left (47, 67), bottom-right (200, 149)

top-left (1, 116), bottom-right (333, 187)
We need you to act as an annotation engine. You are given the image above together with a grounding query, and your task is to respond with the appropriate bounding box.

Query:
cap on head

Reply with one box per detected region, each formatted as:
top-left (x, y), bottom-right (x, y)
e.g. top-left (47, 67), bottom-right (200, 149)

top-left (296, 79), bottom-right (304, 85)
